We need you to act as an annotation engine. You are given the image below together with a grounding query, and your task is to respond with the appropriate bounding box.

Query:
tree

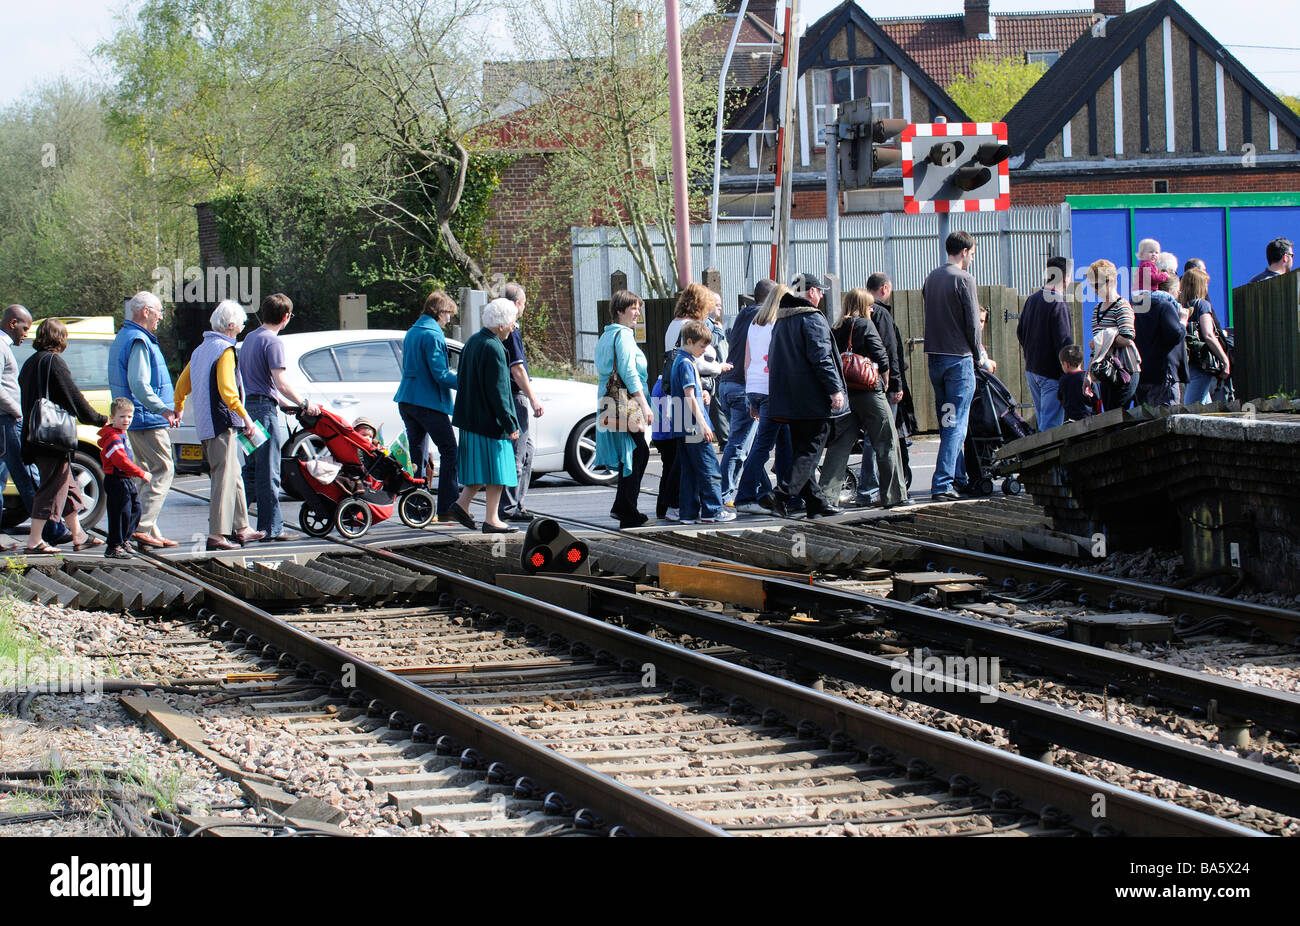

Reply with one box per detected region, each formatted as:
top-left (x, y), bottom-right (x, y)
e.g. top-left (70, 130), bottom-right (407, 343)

top-left (945, 57), bottom-right (1048, 123)
top-left (500, 0), bottom-right (719, 299)
top-left (1278, 93), bottom-right (1300, 119)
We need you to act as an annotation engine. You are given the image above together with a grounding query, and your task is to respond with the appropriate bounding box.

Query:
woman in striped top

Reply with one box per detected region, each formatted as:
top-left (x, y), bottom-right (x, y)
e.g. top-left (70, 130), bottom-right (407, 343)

top-left (1086, 259), bottom-right (1141, 412)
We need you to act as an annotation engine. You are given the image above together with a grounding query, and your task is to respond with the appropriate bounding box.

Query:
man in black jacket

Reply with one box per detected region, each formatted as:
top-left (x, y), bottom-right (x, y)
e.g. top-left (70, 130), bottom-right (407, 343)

top-left (767, 274), bottom-right (846, 517)
top-left (1016, 256), bottom-right (1073, 431)
top-left (1134, 275), bottom-right (1185, 407)
top-left (718, 279), bottom-right (774, 504)
top-left (858, 273), bottom-right (913, 500)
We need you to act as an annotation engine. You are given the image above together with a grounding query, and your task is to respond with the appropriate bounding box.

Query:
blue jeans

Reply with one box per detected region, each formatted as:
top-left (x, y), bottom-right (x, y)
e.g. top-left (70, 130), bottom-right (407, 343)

top-left (1185, 369), bottom-right (1216, 405)
top-left (677, 435), bottom-right (723, 520)
top-left (734, 392), bottom-right (793, 505)
top-left (928, 354), bottom-right (976, 495)
top-left (1027, 370), bottom-right (1064, 431)
top-left (398, 402), bottom-right (460, 516)
top-left (0, 414), bottom-right (37, 522)
top-left (717, 381), bottom-right (756, 502)
top-left (245, 396), bottom-right (287, 537)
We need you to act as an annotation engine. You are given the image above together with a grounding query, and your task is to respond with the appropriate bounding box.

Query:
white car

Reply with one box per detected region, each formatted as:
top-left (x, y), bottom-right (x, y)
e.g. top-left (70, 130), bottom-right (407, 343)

top-left (170, 330), bottom-right (613, 485)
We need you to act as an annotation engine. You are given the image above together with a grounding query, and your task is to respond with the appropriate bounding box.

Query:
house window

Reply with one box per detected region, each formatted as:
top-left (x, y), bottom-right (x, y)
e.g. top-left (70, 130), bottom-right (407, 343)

top-left (810, 67), bottom-right (893, 145)
top-left (1026, 50), bottom-right (1060, 67)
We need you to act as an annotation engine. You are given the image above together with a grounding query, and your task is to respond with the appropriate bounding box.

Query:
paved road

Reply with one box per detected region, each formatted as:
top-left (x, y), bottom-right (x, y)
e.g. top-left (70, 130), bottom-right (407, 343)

top-left (3, 437), bottom-right (949, 552)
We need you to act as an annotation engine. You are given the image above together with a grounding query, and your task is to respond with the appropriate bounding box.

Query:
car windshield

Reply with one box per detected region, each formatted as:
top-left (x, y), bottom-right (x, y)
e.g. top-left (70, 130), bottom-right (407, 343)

top-left (14, 338), bottom-right (112, 391)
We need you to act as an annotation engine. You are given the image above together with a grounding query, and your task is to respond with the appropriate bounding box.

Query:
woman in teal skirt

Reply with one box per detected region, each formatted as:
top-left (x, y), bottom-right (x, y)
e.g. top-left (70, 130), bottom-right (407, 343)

top-left (594, 290), bottom-right (653, 528)
top-left (447, 298), bottom-right (522, 533)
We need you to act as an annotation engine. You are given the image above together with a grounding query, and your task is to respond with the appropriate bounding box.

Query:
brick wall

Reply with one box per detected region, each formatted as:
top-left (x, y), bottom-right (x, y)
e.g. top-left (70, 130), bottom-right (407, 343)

top-left (483, 155), bottom-right (576, 362)
top-left (1011, 169), bottom-right (1300, 204)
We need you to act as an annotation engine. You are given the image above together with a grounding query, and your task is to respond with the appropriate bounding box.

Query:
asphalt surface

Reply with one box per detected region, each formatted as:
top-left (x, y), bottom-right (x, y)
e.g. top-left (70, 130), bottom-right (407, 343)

top-left (3, 437), bottom-right (946, 553)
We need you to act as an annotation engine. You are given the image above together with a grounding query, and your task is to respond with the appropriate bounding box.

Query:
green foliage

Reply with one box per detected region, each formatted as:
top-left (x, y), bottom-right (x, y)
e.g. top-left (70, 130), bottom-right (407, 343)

top-left (506, 0), bottom-right (719, 299)
top-left (946, 57), bottom-right (1048, 123)
top-left (1278, 94), bottom-right (1300, 119)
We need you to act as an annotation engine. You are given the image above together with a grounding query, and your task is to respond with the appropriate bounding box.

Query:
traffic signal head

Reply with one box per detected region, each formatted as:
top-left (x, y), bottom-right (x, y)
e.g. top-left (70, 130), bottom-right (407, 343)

top-left (836, 100), bottom-right (907, 191)
top-left (520, 518), bottom-right (591, 575)
top-left (901, 122), bottom-right (1012, 213)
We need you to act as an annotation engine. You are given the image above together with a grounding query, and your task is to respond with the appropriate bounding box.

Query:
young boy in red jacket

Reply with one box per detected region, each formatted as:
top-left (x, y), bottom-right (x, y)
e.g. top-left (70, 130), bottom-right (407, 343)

top-left (98, 397), bottom-right (152, 558)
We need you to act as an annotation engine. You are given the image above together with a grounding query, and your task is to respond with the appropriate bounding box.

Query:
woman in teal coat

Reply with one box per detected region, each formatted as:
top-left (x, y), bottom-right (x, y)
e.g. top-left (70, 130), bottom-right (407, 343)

top-left (594, 290), bottom-right (653, 528)
top-left (447, 298), bottom-right (521, 533)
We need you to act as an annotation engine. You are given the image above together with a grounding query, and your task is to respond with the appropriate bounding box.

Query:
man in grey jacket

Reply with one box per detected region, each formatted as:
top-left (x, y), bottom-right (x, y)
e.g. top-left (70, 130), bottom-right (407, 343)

top-left (0, 304), bottom-right (36, 549)
top-left (923, 231), bottom-right (980, 501)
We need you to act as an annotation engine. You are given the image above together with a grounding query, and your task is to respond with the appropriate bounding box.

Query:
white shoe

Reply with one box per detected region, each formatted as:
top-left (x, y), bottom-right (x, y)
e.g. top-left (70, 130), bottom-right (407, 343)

top-left (702, 509), bottom-right (737, 523)
top-left (678, 518), bottom-right (698, 525)
top-left (665, 508), bottom-right (680, 522)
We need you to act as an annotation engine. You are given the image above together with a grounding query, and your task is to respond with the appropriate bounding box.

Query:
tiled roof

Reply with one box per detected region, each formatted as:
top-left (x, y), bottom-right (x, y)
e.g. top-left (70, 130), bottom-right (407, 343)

top-left (694, 11), bottom-right (784, 90)
top-left (876, 11), bottom-right (1095, 88)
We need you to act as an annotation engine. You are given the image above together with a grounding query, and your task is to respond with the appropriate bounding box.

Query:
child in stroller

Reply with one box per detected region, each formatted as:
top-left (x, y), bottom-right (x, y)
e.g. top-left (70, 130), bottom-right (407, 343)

top-left (283, 407), bottom-right (437, 538)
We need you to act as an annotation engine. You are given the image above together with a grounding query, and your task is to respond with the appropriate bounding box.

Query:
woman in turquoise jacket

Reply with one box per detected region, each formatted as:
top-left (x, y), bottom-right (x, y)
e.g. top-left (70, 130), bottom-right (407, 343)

top-left (594, 290), bottom-right (653, 528)
top-left (395, 291), bottom-right (460, 518)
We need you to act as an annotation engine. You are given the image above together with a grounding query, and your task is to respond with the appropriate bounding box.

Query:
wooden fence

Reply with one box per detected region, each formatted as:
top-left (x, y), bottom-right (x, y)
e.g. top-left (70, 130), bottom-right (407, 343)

top-left (1231, 270), bottom-right (1300, 402)
top-left (890, 284), bottom-right (1086, 432)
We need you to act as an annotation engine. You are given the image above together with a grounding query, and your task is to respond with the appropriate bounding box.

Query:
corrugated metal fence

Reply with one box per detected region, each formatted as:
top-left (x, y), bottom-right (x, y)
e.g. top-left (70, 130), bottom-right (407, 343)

top-left (571, 205), bottom-right (1071, 369)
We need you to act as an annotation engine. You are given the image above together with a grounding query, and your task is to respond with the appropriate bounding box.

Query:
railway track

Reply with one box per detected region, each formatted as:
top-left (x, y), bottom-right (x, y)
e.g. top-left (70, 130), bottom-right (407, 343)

top-left (99, 546), bottom-right (1245, 836)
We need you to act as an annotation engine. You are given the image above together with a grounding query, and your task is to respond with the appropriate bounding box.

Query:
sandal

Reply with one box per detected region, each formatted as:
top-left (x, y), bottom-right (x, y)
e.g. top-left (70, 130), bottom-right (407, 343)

top-left (24, 542), bottom-right (59, 554)
top-left (73, 536), bottom-right (105, 551)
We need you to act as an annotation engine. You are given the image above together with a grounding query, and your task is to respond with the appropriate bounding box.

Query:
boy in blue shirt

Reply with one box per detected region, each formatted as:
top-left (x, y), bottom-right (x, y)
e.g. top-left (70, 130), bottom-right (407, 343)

top-left (670, 321), bottom-right (734, 523)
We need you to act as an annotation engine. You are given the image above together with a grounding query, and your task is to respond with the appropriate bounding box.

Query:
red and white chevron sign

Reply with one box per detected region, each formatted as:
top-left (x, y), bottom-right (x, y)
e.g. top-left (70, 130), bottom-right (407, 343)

top-left (901, 121), bottom-right (1011, 214)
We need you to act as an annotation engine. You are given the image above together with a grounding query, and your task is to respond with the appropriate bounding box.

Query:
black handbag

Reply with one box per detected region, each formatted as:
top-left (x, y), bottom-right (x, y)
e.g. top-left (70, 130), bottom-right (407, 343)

top-left (26, 353), bottom-right (78, 455)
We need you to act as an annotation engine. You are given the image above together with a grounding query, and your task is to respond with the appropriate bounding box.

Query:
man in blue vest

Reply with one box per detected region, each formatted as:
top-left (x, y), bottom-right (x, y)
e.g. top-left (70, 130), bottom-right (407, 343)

top-left (109, 291), bottom-right (179, 548)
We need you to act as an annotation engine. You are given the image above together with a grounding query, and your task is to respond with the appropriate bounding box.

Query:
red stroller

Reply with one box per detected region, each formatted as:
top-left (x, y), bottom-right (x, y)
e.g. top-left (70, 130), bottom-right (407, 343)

top-left (282, 407), bottom-right (436, 538)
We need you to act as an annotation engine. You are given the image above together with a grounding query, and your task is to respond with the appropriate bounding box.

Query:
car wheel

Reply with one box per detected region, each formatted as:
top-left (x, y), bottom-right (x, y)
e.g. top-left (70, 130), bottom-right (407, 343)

top-left (72, 450), bottom-right (106, 530)
top-left (282, 430), bottom-right (327, 501)
top-left (564, 415), bottom-right (617, 486)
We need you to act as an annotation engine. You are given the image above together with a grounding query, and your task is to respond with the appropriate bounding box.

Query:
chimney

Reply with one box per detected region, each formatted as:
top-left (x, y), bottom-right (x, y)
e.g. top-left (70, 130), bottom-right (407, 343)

top-left (1094, 0), bottom-right (1125, 14)
top-left (964, 0), bottom-right (990, 37)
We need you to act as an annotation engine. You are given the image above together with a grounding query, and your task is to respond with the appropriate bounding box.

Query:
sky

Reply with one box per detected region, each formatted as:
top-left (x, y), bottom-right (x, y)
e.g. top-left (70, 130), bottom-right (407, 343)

top-left (2, 0), bottom-right (1298, 108)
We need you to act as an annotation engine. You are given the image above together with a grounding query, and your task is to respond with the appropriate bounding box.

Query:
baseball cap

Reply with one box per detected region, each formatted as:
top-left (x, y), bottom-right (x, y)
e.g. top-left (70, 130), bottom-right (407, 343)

top-left (791, 271), bottom-right (827, 293)
top-left (353, 416), bottom-right (379, 434)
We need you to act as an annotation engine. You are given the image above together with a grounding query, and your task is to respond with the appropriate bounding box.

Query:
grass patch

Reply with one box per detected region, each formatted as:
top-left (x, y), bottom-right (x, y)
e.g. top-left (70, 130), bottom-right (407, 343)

top-left (124, 756), bottom-right (187, 814)
top-left (0, 596), bottom-right (54, 667)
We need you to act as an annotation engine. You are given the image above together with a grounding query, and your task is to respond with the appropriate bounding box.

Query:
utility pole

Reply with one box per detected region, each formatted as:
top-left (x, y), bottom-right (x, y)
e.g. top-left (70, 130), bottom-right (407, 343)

top-left (825, 102), bottom-right (840, 283)
top-left (770, 0), bottom-right (800, 286)
top-left (665, 0), bottom-right (692, 288)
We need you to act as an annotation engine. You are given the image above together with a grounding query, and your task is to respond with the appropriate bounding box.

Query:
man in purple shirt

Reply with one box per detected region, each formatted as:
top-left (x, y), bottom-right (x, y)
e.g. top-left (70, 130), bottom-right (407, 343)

top-left (240, 293), bottom-right (317, 541)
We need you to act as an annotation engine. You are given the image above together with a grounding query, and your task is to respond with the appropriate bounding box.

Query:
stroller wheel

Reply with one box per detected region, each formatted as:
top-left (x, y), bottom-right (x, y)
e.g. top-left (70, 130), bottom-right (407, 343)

top-left (299, 505), bottom-right (334, 537)
top-left (977, 477), bottom-right (995, 496)
top-left (335, 498), bottom-right (373, 539)
top-left (1002, 478), bottom-right (1023, 496)
top-left (398, 488), bottom-right (436, 529)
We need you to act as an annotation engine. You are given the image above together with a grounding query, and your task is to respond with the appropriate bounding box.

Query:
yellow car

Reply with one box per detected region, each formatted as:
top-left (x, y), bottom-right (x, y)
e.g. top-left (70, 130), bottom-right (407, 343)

top-left (2, 316), bottom-right (113, 529)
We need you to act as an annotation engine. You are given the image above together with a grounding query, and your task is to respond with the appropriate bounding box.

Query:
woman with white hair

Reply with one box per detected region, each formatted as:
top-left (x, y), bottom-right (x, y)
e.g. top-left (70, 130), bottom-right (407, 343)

top-left (173, 300), bottom-right (265, 550)
top-left (445, 297), bottom-right (522, 532)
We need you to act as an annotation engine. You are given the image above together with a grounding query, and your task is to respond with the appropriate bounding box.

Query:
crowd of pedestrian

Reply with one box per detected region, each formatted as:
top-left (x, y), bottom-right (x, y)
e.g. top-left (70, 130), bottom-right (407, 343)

top-left (0, 233), bottom-right (1286, 550)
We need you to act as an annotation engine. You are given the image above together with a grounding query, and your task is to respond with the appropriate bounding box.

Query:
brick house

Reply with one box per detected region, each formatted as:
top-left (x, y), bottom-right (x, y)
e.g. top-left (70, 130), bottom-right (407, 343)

top-left (1003, 0), bottom-right (1300, 204)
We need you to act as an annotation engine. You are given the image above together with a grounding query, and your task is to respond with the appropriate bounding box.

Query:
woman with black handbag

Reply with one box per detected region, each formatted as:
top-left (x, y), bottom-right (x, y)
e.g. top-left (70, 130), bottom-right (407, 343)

top-left (1085, 259), bottom-right (1141, 412)
top-left (817, 289), bottom-right (907, 508)
top-left (18, 318), bottom-right (107, 554)
top-left (1179, 268), bottom-right (1230, 405)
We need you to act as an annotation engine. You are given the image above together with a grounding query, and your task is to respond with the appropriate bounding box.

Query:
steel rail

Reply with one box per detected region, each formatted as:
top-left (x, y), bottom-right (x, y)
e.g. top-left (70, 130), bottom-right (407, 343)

top-left (497, 574), bottom-right (1300, 818)
top-left (856, 527), bottom-right (1300, 643)
top-left (137, 555), bottom-right (725, 837)
top-left (344, 539), bottom-right (1259, 836)
top-left (680, 563), bottom-right (1300, 737)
